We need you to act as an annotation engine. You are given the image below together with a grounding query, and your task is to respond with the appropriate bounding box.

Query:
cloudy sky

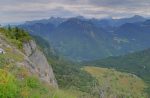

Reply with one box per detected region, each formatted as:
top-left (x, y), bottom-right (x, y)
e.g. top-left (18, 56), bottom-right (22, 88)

top-left (1, 0), bottom-right (150, 24)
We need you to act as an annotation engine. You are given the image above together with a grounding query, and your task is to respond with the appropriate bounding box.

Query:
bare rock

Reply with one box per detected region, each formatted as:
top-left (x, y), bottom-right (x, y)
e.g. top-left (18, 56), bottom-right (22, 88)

top-left (23, 40), bottom-right (58, 88)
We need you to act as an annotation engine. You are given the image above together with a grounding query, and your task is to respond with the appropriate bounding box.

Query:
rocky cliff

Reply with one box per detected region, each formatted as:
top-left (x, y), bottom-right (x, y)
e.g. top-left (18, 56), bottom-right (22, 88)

top-left (23, 40), bottom-right (58, 88)
top-left (0, 32), bottom-right (58, 88)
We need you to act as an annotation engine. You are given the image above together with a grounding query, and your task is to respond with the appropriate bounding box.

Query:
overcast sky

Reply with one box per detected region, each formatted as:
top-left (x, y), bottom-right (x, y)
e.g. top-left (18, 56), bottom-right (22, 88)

top-left (1, 0), bottom-right (150, 24)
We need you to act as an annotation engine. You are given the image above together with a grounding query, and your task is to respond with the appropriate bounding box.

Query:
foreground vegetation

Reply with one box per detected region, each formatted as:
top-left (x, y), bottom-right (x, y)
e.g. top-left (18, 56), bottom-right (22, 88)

top-left (0, 68), bottom-right (78, 98)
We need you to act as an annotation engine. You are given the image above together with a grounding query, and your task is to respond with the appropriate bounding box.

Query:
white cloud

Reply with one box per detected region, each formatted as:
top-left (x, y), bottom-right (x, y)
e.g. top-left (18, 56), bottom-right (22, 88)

top-left (0, 0), bottom-right (150, 24)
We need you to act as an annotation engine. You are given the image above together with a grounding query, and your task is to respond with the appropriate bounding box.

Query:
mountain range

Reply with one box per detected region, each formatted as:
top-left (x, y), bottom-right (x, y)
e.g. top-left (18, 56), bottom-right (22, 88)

top-left (19, 15), bottom-right (150, 61)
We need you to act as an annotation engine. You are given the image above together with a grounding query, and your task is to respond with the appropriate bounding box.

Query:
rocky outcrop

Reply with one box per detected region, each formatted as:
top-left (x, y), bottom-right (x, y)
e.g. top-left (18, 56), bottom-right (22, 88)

top-left (0, 32), bottom-right (58, 88)
top-left (23, 40), bottom-right (58, 88)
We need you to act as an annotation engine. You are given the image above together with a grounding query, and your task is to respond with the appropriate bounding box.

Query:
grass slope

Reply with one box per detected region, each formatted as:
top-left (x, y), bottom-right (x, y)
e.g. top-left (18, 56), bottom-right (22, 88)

top-left (84, 66), bottom-right (148, 98)
top-left (85, 48), bottom-right (150, 96)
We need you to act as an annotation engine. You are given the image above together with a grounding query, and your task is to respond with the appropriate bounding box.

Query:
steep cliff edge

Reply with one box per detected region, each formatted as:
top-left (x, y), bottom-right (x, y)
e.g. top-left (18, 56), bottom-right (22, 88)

top-left (0, 31), bottom-right (58, 88)
top-left (23, 40), bottom-right (58, 88)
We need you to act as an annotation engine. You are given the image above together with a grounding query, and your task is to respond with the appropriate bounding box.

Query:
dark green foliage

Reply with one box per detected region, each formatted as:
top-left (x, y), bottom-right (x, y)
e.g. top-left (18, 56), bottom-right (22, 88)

top-left (0, 26), bottom-right (31, 48)
top-left (6, 26), bottom-right (31, 42)
top-left (26, 77), bottom-right (40, 88)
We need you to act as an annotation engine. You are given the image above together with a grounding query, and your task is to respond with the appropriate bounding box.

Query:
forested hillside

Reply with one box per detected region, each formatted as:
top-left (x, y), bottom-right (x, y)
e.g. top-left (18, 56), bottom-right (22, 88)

top-left (20, 16), bottom-right (150, 61)
top-left (85, 48), bottom-right (150, 96)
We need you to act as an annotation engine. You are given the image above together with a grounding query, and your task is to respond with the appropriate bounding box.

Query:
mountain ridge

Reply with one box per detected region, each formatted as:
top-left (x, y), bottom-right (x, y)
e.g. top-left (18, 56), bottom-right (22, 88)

top-left (19, 15), bottom-right (150, 61)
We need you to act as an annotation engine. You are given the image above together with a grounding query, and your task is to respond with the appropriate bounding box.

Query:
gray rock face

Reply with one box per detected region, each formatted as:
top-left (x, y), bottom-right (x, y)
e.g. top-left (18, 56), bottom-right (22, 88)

top-left (23, 40), bottom-right (36, 57)
top-left (23, 40), bottom-right (58, 88)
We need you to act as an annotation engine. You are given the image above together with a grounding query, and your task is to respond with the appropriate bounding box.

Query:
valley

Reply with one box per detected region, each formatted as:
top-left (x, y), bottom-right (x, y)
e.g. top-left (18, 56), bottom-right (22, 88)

top-left (1, 15), bottom-right (150, 98)
top-left (1, 0), bottom-right (150, 97)
top-left (1, 25), bottom-right (149, 98)
top-left (18, 15), bottom-right (150, 97)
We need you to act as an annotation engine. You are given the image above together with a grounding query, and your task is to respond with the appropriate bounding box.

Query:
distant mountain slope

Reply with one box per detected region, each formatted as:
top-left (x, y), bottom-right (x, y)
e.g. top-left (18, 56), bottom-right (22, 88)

top-left (90, 15), bottom-right (146, 27)
top-left (19, 22), bottom-right (55, 37)
top-left (48, 18), bottom-right (115, 61)
top-left (112, 15), bottom-right (146, 26)
top-left (19, 16), bottom-right (150, 61)
top-left (25, 17), bottom-right (67, 26)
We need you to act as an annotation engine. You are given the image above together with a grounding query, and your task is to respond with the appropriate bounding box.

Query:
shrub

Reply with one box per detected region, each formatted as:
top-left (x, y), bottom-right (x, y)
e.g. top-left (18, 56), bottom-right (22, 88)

top-left (0, 69), bottom-right (18, 98)
top-left (26, 76), bottom-right (40, 88)
top-left (0, 27), bottom-right (31, 49)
